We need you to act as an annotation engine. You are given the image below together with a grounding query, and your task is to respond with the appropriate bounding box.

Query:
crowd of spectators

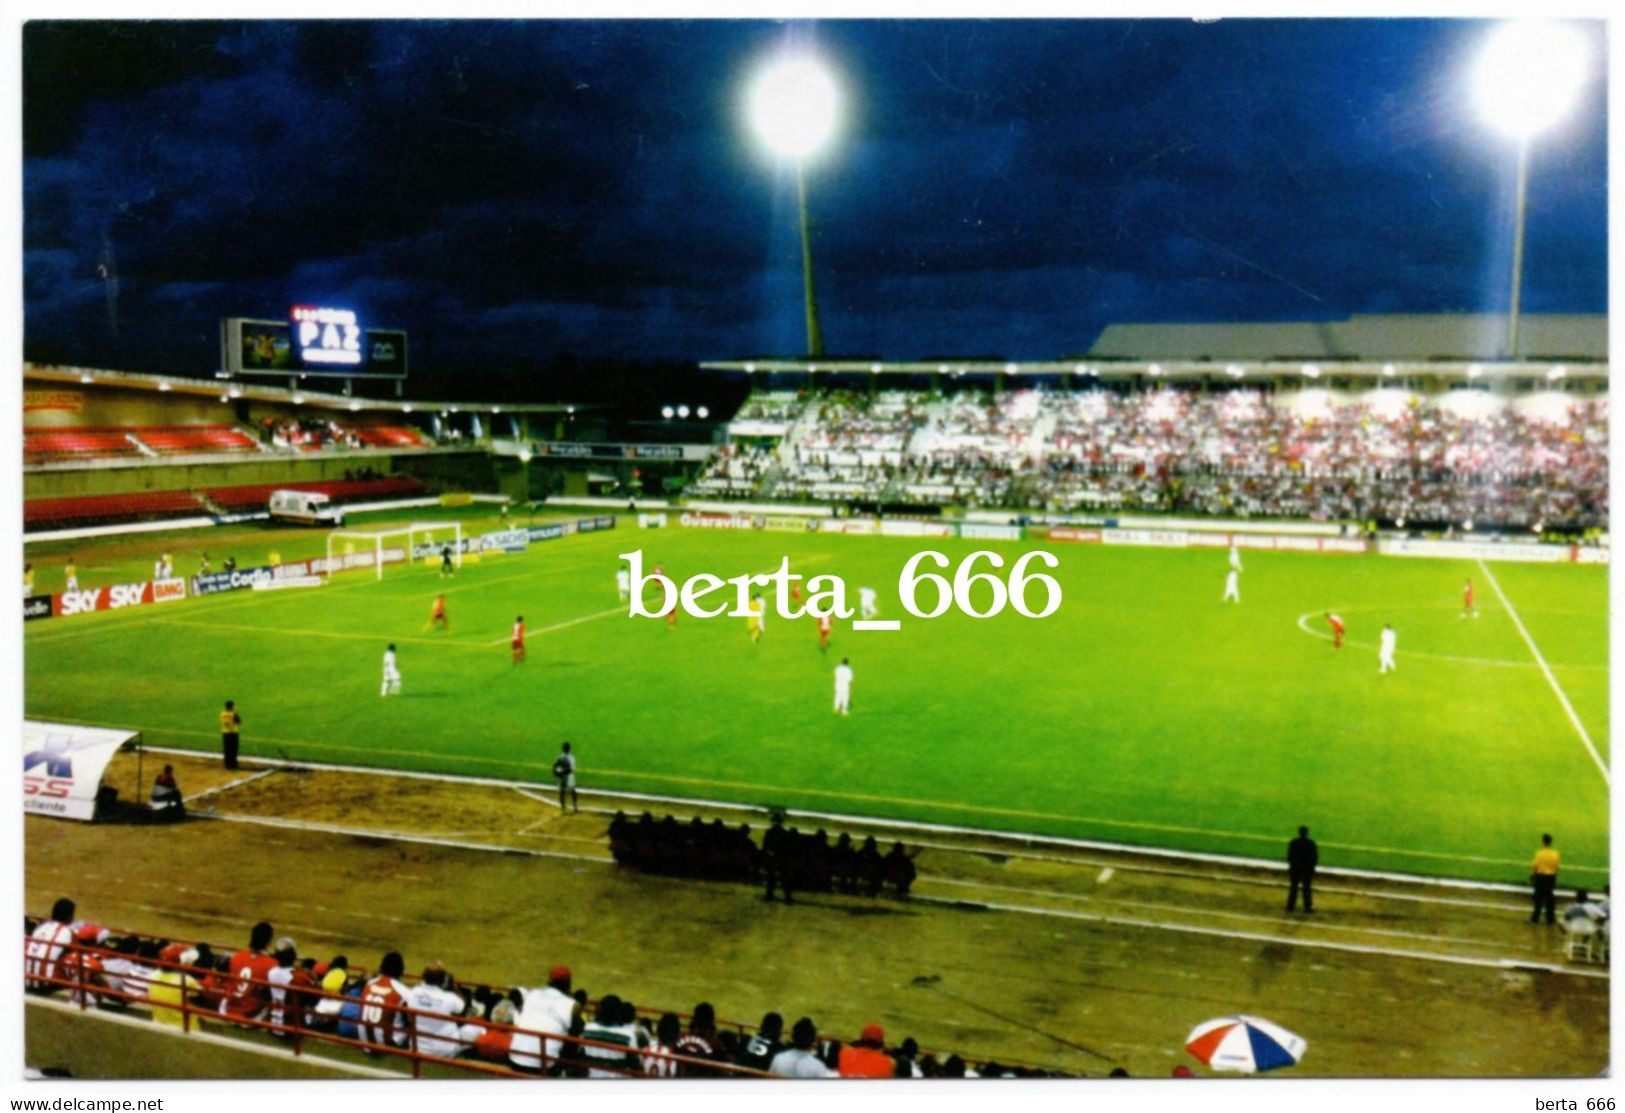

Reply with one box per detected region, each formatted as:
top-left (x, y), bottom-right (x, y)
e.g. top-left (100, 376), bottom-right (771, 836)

top-left (606, 811), bottom-right (918, 900)
top-left (695, 386), bottom-right (1608, 528)
top-left (24, 898), bottom-right (1058, 1078)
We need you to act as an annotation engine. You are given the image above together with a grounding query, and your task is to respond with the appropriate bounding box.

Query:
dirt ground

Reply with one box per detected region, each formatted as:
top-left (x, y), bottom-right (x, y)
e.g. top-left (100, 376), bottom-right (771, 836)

top-left (23, 750), bottom-right (1609, 1079)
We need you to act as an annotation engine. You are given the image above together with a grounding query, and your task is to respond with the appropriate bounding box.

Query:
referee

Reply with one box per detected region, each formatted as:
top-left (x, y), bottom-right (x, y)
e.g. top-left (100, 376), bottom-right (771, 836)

top-left (220, 700), bottom-right (242, 770)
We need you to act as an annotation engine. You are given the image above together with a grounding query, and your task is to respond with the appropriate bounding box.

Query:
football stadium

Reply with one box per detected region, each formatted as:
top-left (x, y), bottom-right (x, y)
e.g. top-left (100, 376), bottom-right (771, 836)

top-left (17, 17), bottom-right (1611, 1095)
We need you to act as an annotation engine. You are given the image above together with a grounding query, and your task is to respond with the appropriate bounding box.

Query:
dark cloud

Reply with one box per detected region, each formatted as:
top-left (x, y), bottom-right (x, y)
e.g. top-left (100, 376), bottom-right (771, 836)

top-left (22, 18), bottom-right (1607, 388)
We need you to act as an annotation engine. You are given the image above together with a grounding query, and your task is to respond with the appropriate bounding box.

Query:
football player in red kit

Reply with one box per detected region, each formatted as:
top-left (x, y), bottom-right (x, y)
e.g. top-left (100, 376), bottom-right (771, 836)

top-left (511, 615), bottom-right (526, 664)
top-left (1462, 577), bottom-right (1476, 619)
top-left (817, 612), bottom-right (832, 653)
top-left (1324, 612), bottom-right (1345, 649)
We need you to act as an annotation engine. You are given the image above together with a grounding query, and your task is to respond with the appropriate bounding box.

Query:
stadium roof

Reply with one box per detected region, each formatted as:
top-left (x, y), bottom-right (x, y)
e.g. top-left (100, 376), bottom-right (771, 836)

top-left (23, 364), bottom-right (588, 416)
top-left (1085, 313), bottom-right (1606, 362)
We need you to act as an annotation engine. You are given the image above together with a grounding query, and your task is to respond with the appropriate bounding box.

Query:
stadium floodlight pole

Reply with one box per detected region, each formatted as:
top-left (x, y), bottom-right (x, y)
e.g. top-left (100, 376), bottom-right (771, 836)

top-left (1470, 20), bottom-right (1590, 360)
top-left (747, 51), bottom-right (843, 359)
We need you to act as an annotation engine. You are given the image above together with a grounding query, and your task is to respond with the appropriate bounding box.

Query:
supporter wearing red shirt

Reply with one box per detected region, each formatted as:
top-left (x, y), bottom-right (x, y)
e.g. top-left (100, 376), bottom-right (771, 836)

top-left (838, 1023), bottom-right (896, 1078)
top-left (220, 921), bottom-right (277, 1023)
top-left (361, 951), bottom-right (412, 1051)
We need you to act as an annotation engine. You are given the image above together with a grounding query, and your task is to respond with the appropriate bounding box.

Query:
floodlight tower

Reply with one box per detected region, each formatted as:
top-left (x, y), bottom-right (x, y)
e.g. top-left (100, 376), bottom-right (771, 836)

top-left (747, 52), bottom-right (842, 359)
top-left (1471, 20), bottom-right (1590, 359)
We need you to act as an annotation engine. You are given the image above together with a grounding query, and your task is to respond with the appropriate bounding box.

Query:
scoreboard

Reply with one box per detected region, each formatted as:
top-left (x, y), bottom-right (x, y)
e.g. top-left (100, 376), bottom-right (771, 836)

top-left (222, 306), bottom-right (408, 379)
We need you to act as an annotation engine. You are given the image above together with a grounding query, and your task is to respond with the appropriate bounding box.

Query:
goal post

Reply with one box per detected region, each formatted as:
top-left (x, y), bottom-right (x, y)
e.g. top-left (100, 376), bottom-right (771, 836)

top-left (324, 522), bottom-right (464, 581)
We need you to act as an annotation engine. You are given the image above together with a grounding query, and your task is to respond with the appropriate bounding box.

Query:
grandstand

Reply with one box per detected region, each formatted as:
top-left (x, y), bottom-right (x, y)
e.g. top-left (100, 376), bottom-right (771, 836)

top-left (696, 313), bottom-right (1609, 533)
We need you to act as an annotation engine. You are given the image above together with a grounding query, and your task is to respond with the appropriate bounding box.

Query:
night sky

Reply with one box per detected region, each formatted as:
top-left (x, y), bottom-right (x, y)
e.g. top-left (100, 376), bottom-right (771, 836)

top-left (22, 19), bottom-right (1608, 397)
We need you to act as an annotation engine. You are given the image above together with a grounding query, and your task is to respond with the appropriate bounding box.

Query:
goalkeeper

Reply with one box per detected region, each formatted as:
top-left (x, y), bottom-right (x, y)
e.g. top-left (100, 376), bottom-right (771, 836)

top-left (552, 742), bottom-right (579, 813)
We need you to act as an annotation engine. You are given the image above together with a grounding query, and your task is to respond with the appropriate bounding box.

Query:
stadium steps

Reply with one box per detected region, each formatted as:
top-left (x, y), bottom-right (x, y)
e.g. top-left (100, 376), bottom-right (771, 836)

top-left (127, 432), bottom-right (159, 458)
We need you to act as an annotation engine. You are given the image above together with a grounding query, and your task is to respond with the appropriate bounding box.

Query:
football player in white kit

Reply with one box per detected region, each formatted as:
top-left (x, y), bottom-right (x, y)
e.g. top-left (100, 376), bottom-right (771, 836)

top-left (1378, 624), bottom-right (1397, 674)
top-left (616, 566), bottom-right (630, 603)
top-left (1222, 567), bottom-right (1241, 603)
top-left (859, 586), bottom-right (878, 620)
top-left (1228, 543), bottom-right (1243, 573)
top-left (381, 643), bottom-right (402, 696)
top-left (833, 658), bottom-right (853, 716)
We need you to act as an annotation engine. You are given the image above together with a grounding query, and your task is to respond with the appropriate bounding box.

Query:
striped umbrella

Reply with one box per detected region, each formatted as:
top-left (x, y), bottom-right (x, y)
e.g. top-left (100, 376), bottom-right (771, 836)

top-left (1185, 1015), bottom-right (1306, 1073)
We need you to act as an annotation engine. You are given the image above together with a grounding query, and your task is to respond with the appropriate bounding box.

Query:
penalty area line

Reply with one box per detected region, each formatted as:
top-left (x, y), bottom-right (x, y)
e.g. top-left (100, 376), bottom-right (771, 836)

top-left (1475, 560), bottom-right (1609, 786)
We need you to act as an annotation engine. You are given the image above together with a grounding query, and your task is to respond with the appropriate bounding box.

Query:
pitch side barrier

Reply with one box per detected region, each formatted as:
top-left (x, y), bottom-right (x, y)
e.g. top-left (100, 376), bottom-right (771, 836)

top-left (23, 921), bottom-right (1068, 1077)
top-left (23, 516), bottom-right (618, 621)
top-left (21, 937), bottom-right (768, 1079)
top-left (669, 510), bottom-right (1609, 564)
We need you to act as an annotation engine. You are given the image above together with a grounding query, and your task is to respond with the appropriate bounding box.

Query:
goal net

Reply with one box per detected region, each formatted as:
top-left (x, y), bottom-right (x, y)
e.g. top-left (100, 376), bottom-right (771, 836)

top-left (324, 522), bottom-right (464, 581)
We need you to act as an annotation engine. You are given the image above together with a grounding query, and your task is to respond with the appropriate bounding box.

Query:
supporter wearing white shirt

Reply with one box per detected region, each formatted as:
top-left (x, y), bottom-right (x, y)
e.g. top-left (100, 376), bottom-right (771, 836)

top-left (266, 939), bottom-right (299, 1032)
top-left (405, 963), bottom-right (467, 1059)
top-left (25, 899), bottom-right (77, 991)
top-left (770, 1017), bottom-right (837, 1078)
top-left (509, 965), bottom-right (577, 1072)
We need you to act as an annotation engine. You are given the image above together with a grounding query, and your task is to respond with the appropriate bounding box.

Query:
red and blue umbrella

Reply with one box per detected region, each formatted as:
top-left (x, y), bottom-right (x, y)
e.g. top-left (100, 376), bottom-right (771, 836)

top-left (1185, 1015), bottom-right (1306, 1073)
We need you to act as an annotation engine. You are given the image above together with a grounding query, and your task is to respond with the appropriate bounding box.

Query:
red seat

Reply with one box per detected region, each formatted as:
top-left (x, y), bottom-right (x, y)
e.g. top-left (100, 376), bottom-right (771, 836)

top-left (24, 490), bottom-right (205, 530)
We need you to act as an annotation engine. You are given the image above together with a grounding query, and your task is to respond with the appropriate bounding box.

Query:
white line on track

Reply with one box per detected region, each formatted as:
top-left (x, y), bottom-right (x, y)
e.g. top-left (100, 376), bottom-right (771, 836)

top-left (912, 896), bottom-right (1609, 980)
top-left (1475, 559), bottom-right (1609, 785)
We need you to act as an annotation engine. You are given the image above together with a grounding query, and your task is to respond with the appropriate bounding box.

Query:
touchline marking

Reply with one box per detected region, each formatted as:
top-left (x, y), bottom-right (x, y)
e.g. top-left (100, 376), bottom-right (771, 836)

top-left (912, 895), bottom-right (1610, 980)
top-left (42, 725), bottom-right (1608, 880)
top-left (122, 744), bottom-right (1606, 890)
top-left (853, 619), bottom-right (902, 632)
top-left (1475, 559), bottom-right (1610, 786)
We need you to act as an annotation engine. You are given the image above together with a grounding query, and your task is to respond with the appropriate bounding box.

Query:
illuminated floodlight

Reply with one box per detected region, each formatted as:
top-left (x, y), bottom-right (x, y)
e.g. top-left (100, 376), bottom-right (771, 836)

top-left (1302, 363), bottom-right (1322, 379)
top-left (1547, 365), bottom-right (1567, 381)
top-left (157, 381), bottom-right (172, 392)
top-left (871, 363), bottom-right (883, 374)
top-left (1534, 520), bottom-right (1545, 533)
top-left (1464, 520), bottom-right (1475, 531)
top-left (349, 401), bottom-right (361, 412)
top-left (661, 406), bottom-right (675, 419)
top-left (1074, 363), bottom-right (1087, 375)
top-left (79, 374), bottom-right (93, 384)
top-left (747, 53), bottom-right (841, 161)
top-left (678, 405), bottom-right (691, 418)
top-left (403, 403), bottom-right (413, 413)
top-left (1148, 363), bottom-right (1163, 378)
top-left (518, 450), bottom-right (533, 464)
top-left (1005, 362), bottom-right (1019, 375)
top-left (697, 406), bottom-right (710, 419)
top-left (220, 395), bottom-right (230, 403)
top-left (1382, 363), bottom-right (1397, 377)
top-left (1473, 21), bottom-right (1590, 140)
top-left (291, 393), bottom-right (305, 405)
top-left (1395, 517), bottom-right (1406, 528)
top-left (744, 362), bottom-right (757, 374)
top-left (1467, 363), bottom-right (1483, 379)
top-left (937, 364), bottom-right (949, 374)
top-left (1225, 364), bottom-right (1245, 379)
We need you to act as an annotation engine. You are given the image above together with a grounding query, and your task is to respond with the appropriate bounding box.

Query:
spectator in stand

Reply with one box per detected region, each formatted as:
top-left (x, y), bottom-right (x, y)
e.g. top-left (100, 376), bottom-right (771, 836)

top-left (770, 1017), bottom-right (837, 1078)
top-left (265, 937), bottom-right (304, 1035)
top-left (24, 897), bottom-right (76, 992)
top-left (675, 1002), bottom-right (724, 1077)
top-left (580, 995), bottom-right (642, 1078)
top-left (470, 999), bottom-right (517, 1063)
top-left (839, 1023), bottom-right (896, 1078)
top-left (893, 1036), bottom-right (924, 1078)
top-left (221, 921), bottom-right (277, 1024)
top-left (309, 955), bottom-right (351, 1030)
top-left (406, 962), bottom-right (468, 1059)
top-left (149, 947), bottom-right (209, 1029)
top-left (361, 951), bottom-right (411, 1051)
top-left (641, 1012), bottom-right (681, 1077)
top-left (737, 1012), bottom-right (784, 1073)
top-left (510, 964), bottom-right (577, 1074)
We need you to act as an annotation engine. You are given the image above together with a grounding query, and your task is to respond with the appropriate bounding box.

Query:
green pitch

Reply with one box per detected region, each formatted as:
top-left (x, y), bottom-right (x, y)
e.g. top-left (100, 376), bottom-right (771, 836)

top-left (24, 515), bottom-right (1608, 885)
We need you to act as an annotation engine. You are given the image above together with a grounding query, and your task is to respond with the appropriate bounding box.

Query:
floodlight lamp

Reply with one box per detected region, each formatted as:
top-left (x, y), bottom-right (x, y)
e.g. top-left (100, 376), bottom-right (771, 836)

top-left (697, 406), bottom-right (710, 419)
top-left (1473, 20), bottom-right (1590, 140)
top-left (678, 405), bottom-right (691, 418)
top-left (747, 54), bottom-right (841, 161)
top-left (661, 406), bottom-right (675, 419)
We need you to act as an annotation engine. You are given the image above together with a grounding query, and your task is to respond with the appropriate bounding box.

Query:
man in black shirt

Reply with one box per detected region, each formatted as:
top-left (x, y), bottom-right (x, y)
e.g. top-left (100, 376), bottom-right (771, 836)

top-left (736, 1012), bottom-right (784, 1073)
top-left (762, 814), bottom-right (793, 904)
top-left (1287, 825), bottom-right (1318, 913)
